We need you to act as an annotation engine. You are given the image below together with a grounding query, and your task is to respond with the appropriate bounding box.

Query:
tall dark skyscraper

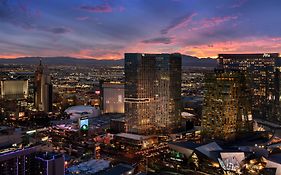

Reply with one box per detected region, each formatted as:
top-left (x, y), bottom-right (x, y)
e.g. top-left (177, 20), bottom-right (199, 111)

top-left (124, 53), bottom-right (182, 134)
top-left (34, 60), bottom-right (52, 112)
top-left (202, 70), bottom-right (253, 141)
top-left (0, 146), bottom-right (64, 175)
top-left (218, 53), bottom-right (280, 122)
top-left (35, 153), bottom-right (65, 175)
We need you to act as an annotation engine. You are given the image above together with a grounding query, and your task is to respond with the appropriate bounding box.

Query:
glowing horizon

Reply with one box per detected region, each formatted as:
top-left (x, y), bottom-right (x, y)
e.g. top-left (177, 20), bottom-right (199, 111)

top-left (0, 0), bottom-right (281, 60)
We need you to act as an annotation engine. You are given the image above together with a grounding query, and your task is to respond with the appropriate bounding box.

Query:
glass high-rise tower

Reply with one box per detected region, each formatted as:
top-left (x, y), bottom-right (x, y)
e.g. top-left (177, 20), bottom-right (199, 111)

top-left (124, 53), bottom-right (182, 134)
top-left (218, 53), bottom-right (280, 122)
top-left (202, 69), bottom-right (253, 141)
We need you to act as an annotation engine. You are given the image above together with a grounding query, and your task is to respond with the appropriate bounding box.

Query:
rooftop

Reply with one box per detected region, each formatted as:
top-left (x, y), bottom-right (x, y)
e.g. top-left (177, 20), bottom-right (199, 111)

top-left (67, 159), bottom-right (110, 174)
top-left (169, 141), bottom-right (202, 150)
top-left (115, 133), bottom-right (155, 141)
top-left (35, 152), bottom-right (63, 161)
top-left (268, 153), bottom-right (281, 164)
top-left (100, 163), bottom-right (134, 175)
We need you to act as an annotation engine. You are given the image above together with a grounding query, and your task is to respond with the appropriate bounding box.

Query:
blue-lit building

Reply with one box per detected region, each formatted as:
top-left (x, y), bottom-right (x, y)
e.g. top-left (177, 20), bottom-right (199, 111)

top-left (0, 145), bottom-right (64, 175)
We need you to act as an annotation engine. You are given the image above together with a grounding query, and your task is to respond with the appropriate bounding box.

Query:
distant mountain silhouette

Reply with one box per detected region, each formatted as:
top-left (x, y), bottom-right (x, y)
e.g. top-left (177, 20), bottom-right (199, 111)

top-left (182, 55), bottom-right (217, 67)
top-left (0, 57), bottom-right (124, 66)
top-left (0, 55), bottom-right (217, 67)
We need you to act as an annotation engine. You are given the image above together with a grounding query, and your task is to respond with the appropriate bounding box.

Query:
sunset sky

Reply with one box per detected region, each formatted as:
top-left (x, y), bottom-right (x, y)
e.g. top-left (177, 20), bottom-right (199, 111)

top-left (0, 0), bottom-right (281, 59)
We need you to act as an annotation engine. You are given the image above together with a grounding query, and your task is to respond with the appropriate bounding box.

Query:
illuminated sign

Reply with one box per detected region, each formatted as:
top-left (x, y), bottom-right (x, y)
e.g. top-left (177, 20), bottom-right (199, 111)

top-left (26, 130), bottom-right (36, 134)
top-left (263, 53), bottom-right (271, 57)
top-left (19, 112), bottom-right (25, 118)
top-left (79, 117), bottom-right (89, 131)
top-left (41, 136), bottom-right (49, 141)
top-left (170, 157), bottom-right (183, 162)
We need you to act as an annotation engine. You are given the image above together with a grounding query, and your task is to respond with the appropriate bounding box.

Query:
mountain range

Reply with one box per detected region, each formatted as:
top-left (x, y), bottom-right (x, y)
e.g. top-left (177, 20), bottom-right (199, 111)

top-left (0, 55), bottom-right (217, 67)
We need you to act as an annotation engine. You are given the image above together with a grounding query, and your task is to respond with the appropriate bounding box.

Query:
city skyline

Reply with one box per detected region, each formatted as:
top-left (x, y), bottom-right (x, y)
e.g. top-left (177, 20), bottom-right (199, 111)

top-left (1, 0), bottom-right (281, 59)
top-left (2, 0), bottom-right (281, 174)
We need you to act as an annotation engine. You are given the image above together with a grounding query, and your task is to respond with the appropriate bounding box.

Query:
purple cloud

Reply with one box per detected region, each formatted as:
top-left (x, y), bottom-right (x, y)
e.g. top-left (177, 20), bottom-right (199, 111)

top-left (161, 13), bottom-right (197, 34)
top-left (44, 27), bottom-right (71, 34)
top-left (76, 16), bottom-right (89, 21)
top-left (231, 0), bottom-right (247, 8)
top-left (142, 37), bottom-right (173, 44)
top-left (80, 4), bottom-right (112, 13)
top-left (188, 15), bottom-right (238, 31)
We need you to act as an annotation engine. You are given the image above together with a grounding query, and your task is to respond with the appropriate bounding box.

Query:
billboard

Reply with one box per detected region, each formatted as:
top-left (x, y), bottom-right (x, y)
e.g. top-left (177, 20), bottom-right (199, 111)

top-left (79, 117), bottom-right (89, 131)
top-left (102, 82), bottom-right (124, 113)
top-left (1, 80), bottom-right (28, 99)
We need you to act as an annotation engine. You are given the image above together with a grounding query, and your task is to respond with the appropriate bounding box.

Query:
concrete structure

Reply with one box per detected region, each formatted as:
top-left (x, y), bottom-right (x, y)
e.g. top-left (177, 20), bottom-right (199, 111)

top-left (266, 155), bottom-right (281, 175)
top-left (34, 60), bottom-right (52, 112)
top-left (219, 152), bottom-right (245, 172)
top-left (67, 159), bottom-right (110, 174)
top-left (114, 133), bottom-right (158, 149)
top-left (202, 70), bottom-right (253, 141)
top-left (168, 141), bottom-right (222, 162)
top-left (124, 53), bottom-right (182, 134)
top-left (101, 81), bottom-right (124, 113)
top-left (64, 105), bottom-right (100, 121)
top-left (168, 140), bottom-right (281, 174)
top-left (100, 163), bottom-right (135, 175)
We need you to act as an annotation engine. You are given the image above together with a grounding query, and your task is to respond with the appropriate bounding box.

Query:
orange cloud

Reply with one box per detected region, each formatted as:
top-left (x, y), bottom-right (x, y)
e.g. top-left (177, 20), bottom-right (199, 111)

top-left (178, 37), bottom-right (281, 58)
top-left (69, 49), bottom-right (122, 60)
top-left (1, 37), bottom-right (281, 59)
top-left (0, 53), bottom-right (32, 59)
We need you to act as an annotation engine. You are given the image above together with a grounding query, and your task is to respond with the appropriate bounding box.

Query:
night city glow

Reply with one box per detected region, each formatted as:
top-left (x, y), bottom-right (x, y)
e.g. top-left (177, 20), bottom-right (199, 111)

top-left (1, 1), bottom-right (281, 175)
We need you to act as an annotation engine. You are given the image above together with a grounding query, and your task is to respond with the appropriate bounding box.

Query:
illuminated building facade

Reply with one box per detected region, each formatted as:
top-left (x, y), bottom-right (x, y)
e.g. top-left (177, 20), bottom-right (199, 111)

top-left (218, 53), bottom-right (280, 122)
top-left (0, 80), bottom-right (28, 99)
top-left (0, 146), bottom-right (64, 175)
top-left (202, 70), bottom-right (253, 141)
top-left (125, 53), bottom-right (182, 134)
top-left (114, 133), bottom-right (158, 150)
top-left (34, 60), bottom-right (52, 112)
top-left (35, 152), bottom-right (65, 175)
top-left (101, 81), bottom-right (124, 113)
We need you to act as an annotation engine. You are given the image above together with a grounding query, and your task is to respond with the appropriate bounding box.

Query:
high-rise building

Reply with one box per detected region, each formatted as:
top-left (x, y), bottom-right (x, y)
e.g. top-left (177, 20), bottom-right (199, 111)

top-left (101, 81), bottom-right (124, 113)
top-left (201, 70), bottom-right (253, 141)
top-left (218, 53), bottom-right (280, 122)
top-left (124, 53), bottom-right (182, 134)
top-left (0, 145), bottom-right (64, 175)
top-left (35, 152), bottom-right (65, 175)
top-left (0, 80), bottom-right (28, 99)
top-left (34, 60), bottom-right (52, 112)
